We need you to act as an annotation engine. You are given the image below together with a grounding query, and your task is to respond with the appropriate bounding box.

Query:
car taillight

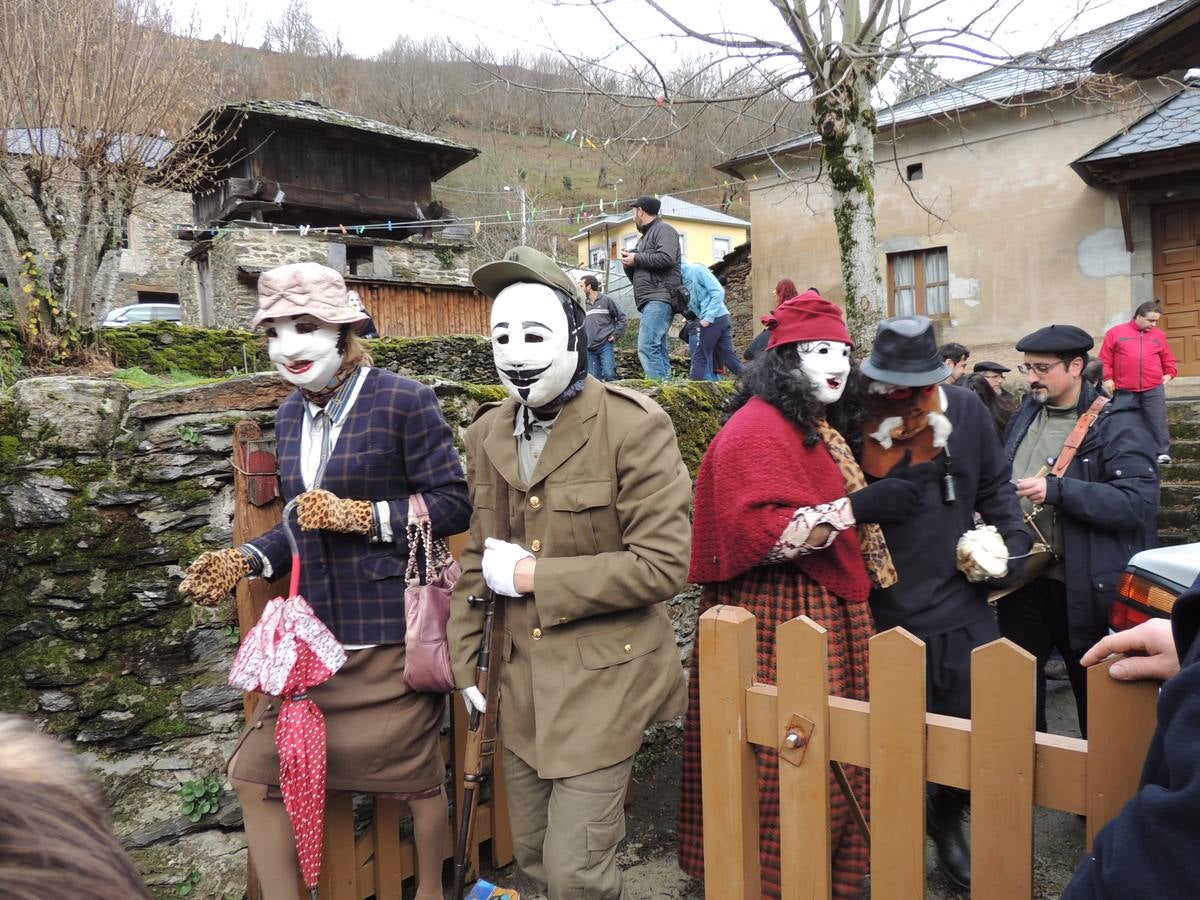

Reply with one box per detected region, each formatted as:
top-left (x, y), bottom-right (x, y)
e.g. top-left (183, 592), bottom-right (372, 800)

top-left (1110, 571), bottom-right (1177, 631)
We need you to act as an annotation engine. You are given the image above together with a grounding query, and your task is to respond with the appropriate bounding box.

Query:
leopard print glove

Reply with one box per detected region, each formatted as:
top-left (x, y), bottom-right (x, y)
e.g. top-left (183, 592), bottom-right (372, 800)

top-left (295, 488), bottom-right (375, 535)
top-left (179, 548), bottom-right (253, 606)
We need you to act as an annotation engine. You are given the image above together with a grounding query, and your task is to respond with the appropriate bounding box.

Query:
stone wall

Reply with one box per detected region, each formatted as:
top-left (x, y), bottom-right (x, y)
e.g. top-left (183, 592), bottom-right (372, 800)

top-left (177, 227), bottom-right (475, 330)
top-left (107, 191), bottom-right (194, 311)
top-left (713, 241), bottom-right (753, 353)
top-left (0, 368), bottom-right (731, 898)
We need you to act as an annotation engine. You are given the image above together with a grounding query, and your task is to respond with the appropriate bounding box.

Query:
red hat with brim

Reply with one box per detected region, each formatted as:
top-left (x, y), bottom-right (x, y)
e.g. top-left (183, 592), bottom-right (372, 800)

top-left (762, 290), bottom-right (853, 349)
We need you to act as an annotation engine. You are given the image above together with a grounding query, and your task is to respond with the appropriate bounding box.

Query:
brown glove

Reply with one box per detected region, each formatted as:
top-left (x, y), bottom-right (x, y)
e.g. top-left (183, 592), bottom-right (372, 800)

top-left (295, 488), bottom-right (375, 535)
top-left (179, 548), bottom-right (253, 606)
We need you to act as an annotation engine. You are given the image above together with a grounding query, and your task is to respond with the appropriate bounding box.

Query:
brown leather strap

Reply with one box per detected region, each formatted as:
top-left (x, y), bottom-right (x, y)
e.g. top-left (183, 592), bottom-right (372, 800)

top-left (1049, 396), bottom-right (1110, 477)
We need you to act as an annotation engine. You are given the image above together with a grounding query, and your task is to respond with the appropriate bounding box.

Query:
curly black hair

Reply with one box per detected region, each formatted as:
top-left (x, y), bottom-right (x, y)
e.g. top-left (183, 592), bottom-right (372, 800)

top-left (724, 342), bottom-right (867, 453)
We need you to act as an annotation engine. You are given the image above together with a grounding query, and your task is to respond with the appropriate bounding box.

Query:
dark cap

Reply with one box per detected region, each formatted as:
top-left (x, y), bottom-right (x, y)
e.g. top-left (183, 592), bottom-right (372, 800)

top-left (629, 195), bottom-right (661, 216)
top-left (860, 315), bottom-right (952, 387)
top-left (1015, 324), bottom-right (1094, 355)
top-left (972, 361), bottom-right (1011, 374)
top-left (471, 246), bottom-right (583, 306)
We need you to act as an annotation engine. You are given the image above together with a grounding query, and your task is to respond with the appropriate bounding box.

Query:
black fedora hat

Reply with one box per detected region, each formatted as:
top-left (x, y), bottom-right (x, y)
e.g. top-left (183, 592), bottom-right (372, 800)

top-left (860, 315), bottom-right (952, 387)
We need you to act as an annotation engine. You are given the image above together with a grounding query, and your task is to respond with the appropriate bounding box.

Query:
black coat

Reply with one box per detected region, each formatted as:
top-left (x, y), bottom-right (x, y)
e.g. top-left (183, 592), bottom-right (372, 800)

top-left (1002, 383), bottom-right (1159, 650)
top-left (621, 216), bottom-right (682, 309)
top-left (870, 385), bottom-right (1031, 639)
top-left (1063, 579), bottom-right (1200, 898)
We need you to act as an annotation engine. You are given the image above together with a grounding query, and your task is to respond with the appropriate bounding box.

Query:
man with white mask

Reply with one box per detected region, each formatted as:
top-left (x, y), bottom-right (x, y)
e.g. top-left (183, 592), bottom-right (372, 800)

top-left (179, 262), bottom-right (470, 900)
top-left (448, 247), bottom-right (690, 899)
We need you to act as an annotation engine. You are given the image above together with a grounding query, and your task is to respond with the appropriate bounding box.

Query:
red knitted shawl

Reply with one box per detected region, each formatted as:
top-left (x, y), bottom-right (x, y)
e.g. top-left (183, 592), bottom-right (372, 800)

top-left (689, 397), bottom-right (872, 603)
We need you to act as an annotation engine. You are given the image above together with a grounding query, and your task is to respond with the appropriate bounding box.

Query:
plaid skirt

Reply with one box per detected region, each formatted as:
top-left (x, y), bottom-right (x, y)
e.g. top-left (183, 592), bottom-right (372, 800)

top-left (677, 566), bottom-right (873, 899)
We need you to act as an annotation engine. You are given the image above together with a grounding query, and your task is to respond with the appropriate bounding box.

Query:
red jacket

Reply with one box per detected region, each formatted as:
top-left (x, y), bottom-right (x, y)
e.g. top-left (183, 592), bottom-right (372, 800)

top-left (1100, 320), bottom-right (1177, 392)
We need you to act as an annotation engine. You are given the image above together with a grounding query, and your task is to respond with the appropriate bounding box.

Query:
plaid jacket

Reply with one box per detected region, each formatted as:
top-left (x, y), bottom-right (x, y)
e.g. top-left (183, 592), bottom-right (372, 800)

top-left (248, 368), bottom-right (471, 645)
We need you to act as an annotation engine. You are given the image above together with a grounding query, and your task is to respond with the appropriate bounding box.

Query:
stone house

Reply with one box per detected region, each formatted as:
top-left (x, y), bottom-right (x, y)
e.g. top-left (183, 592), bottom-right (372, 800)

top-left (715, 2), bottom-right (1200, 373)
top-left (0, 128), bottom-right (192, 319)
top-left (170, 100), bottom-right (487, 336)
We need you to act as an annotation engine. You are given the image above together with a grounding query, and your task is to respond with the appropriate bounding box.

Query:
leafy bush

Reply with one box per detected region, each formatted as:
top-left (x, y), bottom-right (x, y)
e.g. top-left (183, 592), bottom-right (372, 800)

top-left (179, 774), bottom-right (222, 822)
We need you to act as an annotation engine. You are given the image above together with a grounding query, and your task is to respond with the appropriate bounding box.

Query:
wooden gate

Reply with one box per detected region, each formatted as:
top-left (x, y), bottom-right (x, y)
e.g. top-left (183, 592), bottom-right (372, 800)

top-left (698, 605), bottom-right (1160, 899)
top-left (231, 421), bottom-right (512, 899)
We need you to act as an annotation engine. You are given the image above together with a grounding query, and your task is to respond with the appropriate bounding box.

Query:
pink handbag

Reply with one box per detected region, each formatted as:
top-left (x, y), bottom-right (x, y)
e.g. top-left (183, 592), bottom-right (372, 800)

top-left (402, 494), bottom-right (460, 693)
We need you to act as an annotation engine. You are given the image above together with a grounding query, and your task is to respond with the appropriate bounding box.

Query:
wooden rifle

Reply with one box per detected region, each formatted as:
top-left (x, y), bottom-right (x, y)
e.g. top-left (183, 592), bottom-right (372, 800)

top-left (452, 472), bottom-right (510, 898)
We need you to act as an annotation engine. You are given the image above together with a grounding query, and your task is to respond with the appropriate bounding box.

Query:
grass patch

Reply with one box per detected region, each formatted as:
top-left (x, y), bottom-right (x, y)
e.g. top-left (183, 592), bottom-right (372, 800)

top-left (111, 368), bottom-right (221, 390)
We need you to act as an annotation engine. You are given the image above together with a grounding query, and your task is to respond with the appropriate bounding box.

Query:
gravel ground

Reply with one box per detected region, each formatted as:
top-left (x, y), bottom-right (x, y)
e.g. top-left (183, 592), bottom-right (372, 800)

top-left (474, 670), bottom-right (1087, 899)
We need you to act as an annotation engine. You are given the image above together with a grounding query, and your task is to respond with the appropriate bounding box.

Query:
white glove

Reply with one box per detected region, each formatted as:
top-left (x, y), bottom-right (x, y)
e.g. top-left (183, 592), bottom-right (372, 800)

top-left (956, 524), bottom-right (1009, 583)
top-left (462, 686), bottom-right (487, 715)
top-left (481, 537), bottom-right (534, 597)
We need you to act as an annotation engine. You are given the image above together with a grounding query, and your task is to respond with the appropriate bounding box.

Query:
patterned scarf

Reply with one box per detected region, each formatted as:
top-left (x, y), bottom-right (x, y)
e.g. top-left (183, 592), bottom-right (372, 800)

top-left (818, 420), bottom-right (898, 589)
top-left (299, 358), bottom-right (358, 408)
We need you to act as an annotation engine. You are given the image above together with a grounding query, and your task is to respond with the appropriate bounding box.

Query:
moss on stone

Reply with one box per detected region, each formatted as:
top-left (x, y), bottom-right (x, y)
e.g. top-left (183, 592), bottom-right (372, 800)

top-left (641, 380), bottom-right (735, 477)
top-left (98, 323), bottom-right (268, 377)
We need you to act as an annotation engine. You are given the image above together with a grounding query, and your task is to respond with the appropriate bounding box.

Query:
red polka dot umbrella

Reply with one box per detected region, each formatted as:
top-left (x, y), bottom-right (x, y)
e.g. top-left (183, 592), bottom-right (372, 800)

top-left (229, 501), bottom-right (346, 896)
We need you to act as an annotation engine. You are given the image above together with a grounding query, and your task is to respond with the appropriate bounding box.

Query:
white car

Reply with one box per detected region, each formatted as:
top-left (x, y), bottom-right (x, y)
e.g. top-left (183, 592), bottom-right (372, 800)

top-left (1111, 542), bottom-right (1200, 630)
top-left (101, 303), bottom-right (181, 327)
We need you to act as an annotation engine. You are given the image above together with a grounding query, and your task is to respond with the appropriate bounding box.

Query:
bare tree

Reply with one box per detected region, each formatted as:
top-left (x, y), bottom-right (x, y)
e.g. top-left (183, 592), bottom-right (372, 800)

top-left (473, 0), bottom-right (1135, 339)
top-left (0, 0), bottom-right (231, 361)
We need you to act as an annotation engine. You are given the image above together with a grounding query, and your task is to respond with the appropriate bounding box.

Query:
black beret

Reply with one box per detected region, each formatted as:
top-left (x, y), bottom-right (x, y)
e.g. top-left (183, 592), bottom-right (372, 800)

top-left (973, 360), bottom-right (1010, 373)
top-left (1015, 324), bottom-right (1093, 354)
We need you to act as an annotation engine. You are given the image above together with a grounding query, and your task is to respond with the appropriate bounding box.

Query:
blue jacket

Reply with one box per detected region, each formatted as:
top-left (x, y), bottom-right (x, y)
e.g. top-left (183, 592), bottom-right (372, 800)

top-left (681, 262), bottom-right (729, 322)
top-left (1003, 383), bottom-right (1159, 650)
top-left (249, 368), bottom-right (472, 645)
top-left (1064, 578), bottom-right (1200, 898)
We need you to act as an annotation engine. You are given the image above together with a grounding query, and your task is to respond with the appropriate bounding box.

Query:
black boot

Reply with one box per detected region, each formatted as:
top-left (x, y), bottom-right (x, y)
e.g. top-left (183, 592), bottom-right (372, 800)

top-left (927, 789), bottom-right (971, 890)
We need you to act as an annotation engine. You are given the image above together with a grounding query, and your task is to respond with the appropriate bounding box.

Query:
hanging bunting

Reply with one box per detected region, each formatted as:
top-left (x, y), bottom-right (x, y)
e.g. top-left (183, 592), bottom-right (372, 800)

top-left (338, 224), bottom-right (347, 235)
top-left (299, 224), bottom-right (310, 236)
top-left (599, 198), bottom-right (605, 212)
top-left (356, 225), bottom-right (365, 235)
top-left (506, 210), bottom-right (513, 221)
top-left (271, 226), bottom-right (278, 236)
top-left (585, 137), bottom-right (597, 149)
top-left (387, 221), bottom-right (394, 232)
top-left (475, 220), bottom-right (481, 234)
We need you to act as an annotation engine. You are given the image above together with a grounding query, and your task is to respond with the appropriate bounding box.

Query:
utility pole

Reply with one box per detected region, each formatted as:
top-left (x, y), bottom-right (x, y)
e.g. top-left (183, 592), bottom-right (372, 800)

top-left (504, 185), bottom-right (528, 245)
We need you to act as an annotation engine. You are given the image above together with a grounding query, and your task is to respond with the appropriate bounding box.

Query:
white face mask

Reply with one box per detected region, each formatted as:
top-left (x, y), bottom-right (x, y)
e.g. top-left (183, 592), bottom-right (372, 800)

top-left (491, 282), bottom-right (578, 408)
top-left (795, 340), bottom-right (852, 404)
top-left (265, 316), bottom-right (343, 390)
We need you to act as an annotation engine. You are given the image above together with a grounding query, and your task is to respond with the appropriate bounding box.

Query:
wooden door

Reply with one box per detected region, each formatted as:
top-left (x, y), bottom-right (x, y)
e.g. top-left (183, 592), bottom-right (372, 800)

top-left (1152, 199), bottom-right (1200, 376)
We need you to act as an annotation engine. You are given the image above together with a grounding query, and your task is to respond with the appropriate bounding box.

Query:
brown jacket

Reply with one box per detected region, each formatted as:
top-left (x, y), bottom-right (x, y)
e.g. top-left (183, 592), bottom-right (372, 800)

top-left (448, 377), bottom-right (690, 778)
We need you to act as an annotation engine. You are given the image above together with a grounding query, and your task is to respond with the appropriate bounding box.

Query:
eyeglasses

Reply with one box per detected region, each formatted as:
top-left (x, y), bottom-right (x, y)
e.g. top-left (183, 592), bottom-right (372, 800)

top-left (1017, 361), bottom-right (1065, 376)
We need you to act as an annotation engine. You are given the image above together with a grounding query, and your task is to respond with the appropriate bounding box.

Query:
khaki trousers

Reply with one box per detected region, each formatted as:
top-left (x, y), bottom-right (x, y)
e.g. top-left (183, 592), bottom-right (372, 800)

top-left (502, 748), bottom-right (634, 900)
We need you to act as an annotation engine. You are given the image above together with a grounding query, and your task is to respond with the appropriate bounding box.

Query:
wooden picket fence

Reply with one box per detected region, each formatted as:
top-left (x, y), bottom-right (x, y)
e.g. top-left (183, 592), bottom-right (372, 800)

top-left (230, 421), bottom-right (512, 900)
top-left (698, 605), bottom-right (1161, 899)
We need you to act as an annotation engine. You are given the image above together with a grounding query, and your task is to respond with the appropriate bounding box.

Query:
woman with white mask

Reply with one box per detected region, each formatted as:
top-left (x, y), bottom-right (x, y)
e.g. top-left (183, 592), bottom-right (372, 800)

top-left (680, 291), bottom-right (926, 898)
top-left (180, 262), bottom-right (470, 900)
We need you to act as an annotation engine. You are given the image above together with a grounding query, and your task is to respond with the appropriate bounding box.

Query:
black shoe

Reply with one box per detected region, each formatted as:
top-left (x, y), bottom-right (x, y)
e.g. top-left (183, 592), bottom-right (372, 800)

top-left (927, 794), bottom-right (971, 890)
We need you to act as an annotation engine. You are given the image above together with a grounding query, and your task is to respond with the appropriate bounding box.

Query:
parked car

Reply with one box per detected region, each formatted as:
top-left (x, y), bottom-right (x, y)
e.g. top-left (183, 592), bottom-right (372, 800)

top-left (1111, 541), bottom-right (1200, 630)
top-left (101, 303), bottom-right (181, 327)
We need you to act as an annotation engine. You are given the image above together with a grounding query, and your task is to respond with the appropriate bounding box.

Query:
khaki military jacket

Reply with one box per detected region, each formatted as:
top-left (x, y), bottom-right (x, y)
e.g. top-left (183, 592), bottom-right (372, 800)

top-left (448, 376), bottom-right (690, 779)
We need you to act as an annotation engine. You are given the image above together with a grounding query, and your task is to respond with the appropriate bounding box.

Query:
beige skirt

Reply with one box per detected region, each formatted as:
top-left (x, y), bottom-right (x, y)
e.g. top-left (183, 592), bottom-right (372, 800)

top-left (230, 643), bottom-right (446, 796)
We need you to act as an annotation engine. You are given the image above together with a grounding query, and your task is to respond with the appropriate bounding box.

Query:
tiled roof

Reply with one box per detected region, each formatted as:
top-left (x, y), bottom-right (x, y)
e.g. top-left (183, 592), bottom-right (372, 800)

top-left (718, 0), bottom-right (1188, 172)
top-left (570, 193), bottom-right (749, 240)
top-left (1075, 86), bottom-right (1200, 163)
top-left (3, 127), bottom-right (173, 166)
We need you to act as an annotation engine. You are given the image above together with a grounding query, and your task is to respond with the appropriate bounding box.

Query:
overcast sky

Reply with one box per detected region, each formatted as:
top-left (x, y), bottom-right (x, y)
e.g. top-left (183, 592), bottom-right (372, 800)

top-left (172, 0), bottom-right (1169, 77)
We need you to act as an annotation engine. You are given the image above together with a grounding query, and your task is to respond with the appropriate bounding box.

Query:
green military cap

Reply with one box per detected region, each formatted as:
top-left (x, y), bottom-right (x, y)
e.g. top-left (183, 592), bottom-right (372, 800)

top-left (471, 246), bottom-right (583, 307)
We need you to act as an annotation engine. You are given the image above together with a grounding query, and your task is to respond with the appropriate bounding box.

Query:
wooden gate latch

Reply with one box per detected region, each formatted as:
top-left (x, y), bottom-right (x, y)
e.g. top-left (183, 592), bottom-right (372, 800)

top-left (780, 713), bottom-right (816, 767)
